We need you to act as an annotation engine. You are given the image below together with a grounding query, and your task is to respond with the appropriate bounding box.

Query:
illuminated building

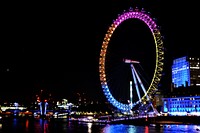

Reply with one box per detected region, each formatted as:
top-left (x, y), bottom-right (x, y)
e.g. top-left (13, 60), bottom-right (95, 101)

top-left (172, 56), bottom-right (200, 88)
top-left (162, 95), bottom-right (200, 116)
top-left (162, 56), bottom-right (200, 116)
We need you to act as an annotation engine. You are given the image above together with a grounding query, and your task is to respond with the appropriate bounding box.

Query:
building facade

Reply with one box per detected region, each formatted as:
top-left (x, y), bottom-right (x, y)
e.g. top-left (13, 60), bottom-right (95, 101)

top-left (162, 95), bottom-right (200, 116)
top-left (162, 56), bottom-right (200, 116)
top-left (172, 56), bottom-right (200, 87)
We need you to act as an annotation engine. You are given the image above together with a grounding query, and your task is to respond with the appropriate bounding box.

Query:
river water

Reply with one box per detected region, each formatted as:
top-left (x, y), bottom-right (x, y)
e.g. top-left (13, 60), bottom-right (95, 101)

top-left (0, 118), bottom-right (200, 133)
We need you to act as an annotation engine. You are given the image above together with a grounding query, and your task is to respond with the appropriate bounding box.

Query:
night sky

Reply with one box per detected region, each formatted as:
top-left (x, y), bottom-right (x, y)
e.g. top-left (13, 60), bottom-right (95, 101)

top-left (1, 1), bottom-right (200, 103)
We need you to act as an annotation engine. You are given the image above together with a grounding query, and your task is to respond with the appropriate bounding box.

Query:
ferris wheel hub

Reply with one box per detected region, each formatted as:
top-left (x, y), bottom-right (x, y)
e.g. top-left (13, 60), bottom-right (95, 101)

top-left (123, 58), bottom-right (140, 64)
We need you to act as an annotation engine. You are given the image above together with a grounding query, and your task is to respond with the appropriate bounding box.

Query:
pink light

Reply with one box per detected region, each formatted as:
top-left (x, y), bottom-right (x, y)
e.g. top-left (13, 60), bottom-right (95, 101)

top-left (123, 58), bottom-right (140, 64)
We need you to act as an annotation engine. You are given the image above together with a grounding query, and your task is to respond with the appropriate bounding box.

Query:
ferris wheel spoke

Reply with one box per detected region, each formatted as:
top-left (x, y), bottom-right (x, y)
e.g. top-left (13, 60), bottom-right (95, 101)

top-left (130, 64), bottom-right (150, 101)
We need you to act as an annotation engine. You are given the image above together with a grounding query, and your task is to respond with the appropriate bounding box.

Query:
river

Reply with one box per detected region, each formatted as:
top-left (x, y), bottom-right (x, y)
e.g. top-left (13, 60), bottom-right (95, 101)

top-left (0, 118), bottom-right (200, 133)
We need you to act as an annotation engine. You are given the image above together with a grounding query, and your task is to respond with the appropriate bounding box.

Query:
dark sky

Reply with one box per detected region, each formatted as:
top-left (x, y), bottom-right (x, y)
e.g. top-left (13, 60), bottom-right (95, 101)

top-left (1, 1), bottom-right (200, 103)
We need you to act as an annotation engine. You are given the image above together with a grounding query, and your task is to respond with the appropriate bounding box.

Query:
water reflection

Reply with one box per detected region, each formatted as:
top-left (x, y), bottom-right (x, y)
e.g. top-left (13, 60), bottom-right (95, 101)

top-left (25, 119), bottom-right (29, 132)
top-left (87, 123), bottom-right (92, 133)
top-left (144, 126), bottom-right (149, 133)
top-left (162, 124), bottom-right (200, 133)
top-left (101, 124), bottom-right (200, 133)
top-left (102, 124), bottom-right (146, 133)
top-left (0, 118), bottom-right (200, 133)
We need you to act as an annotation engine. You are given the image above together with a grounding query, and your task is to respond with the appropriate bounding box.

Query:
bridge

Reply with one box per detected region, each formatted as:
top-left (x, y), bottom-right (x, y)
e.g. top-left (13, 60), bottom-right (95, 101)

top-left (68, 115), bottom-right (200, 125)
top-left (110, 115), bottom-right (200, 125)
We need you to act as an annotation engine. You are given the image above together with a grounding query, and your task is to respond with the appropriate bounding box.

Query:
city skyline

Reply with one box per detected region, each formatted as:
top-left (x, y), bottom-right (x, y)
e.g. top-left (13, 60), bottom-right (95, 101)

top-left (1, 1), bottom-right (200, 102)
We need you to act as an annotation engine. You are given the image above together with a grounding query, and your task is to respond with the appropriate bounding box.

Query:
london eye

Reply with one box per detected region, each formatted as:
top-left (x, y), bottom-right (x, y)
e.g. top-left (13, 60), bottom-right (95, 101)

top-left (99, 7), bottom-right (164, 113)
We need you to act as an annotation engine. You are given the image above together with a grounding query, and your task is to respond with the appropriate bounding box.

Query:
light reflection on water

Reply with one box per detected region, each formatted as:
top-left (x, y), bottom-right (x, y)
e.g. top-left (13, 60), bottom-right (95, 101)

top-left (102, 124), bottom-right (139, 133)
top-left (101, 124), bottom-right (200, 133)
top-left (162, 124), bottom-right (200, 133)
top-left (0, 118), bottom-right (200, 133)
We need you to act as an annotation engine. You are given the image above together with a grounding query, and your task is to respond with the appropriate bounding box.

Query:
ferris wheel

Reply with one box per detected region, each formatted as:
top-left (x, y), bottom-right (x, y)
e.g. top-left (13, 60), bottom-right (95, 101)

top-left (99, 7), bottom-right (164, 112)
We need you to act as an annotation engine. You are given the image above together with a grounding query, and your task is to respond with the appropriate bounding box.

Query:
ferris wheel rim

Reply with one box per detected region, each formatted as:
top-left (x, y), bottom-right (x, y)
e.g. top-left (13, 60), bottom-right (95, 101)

top-left (99, 7), bottom-right (164, 112)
